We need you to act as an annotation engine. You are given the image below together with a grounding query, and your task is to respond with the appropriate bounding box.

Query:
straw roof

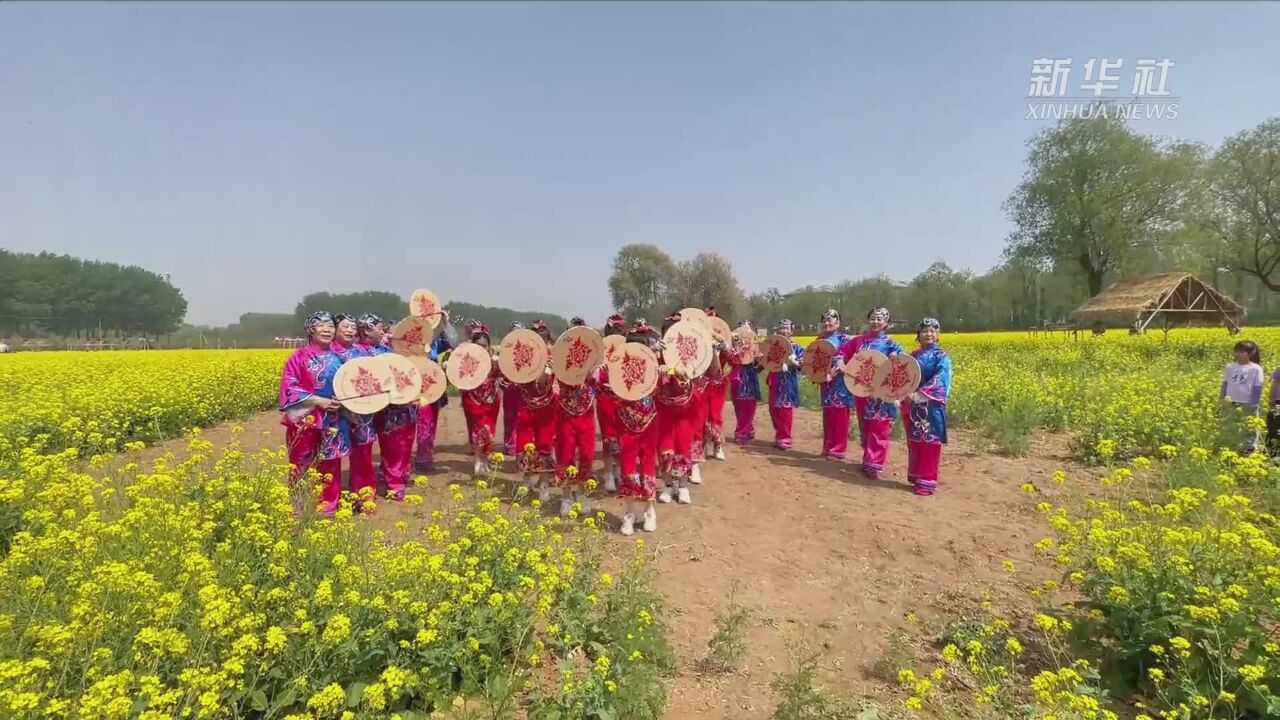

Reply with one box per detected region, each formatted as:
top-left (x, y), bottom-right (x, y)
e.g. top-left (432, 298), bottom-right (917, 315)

top-left (1070, 272), bottom-right (1246, 329)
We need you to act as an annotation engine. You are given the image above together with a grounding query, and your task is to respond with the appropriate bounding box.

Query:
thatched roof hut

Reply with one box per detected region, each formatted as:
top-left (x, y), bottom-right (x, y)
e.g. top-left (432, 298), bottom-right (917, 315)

top-left (1070, 272), bottom-right (1246, 332)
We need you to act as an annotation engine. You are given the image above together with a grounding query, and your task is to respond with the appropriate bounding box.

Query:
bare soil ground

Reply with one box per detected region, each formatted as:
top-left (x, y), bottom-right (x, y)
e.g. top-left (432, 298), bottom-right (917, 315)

top-left (151, 406), bottom-right (1092, 719)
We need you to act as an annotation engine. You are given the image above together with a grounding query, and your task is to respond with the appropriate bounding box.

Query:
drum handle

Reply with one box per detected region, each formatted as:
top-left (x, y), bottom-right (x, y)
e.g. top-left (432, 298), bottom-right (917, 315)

top-left (333, 390), bottom-right (391, 403)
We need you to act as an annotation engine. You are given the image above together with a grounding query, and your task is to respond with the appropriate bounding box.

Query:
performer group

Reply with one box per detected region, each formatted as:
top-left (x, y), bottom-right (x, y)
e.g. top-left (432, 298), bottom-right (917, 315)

top-left (278, 305), bottom-right (953, 534)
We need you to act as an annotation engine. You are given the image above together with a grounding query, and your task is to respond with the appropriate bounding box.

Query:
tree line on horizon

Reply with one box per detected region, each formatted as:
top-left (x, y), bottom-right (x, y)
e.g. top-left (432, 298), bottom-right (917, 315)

top-left (166, 293), bottom-right (572, 348)
top-left (0, 250), bottom-right (186, 338)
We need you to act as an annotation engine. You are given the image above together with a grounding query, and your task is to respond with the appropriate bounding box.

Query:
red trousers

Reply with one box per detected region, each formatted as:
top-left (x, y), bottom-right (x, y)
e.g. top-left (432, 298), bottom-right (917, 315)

top-left (769, 405), bottom-right (795, 449)
top-left (414, 403), bottom-right (439, 469)
top-left (556, 411), bottom-right (596, 486)
top-left (907, 440), bottom-right (942, 494)
top-left (657, 402), bottom-right (693, 480)
top-left (822, 405), bottom-right (850, 460)
top-left (597, 393), bottom-right (620, 457)
top-left (502, 386), bottom-right (521, 455)
top-left (690, 386), bottom-right (708, 461)
top-left (285, 425), bottom-right (342, 515)
top-left (463, 401), bottom-right (500, 457)
top-left (855, 397), bottom-right (892, 476)
top-left (377, 421), bottom-right (415, 500)
top-left (618, 422), bottom-right (659, 500)
top-left (516, 404), bottom-right (556, 474)
top-left (705, 381), bottom-right (727, 446)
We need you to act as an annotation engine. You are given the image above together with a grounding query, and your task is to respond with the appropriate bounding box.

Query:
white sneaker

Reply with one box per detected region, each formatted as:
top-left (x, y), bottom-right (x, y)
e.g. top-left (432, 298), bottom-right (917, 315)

top-left (620, 513), bottom-right (636, 536)
top-left (537, 486), bottom-right (551, 504)
top-left (642, 506), bottom-right (657, 532)
top-left (714, 446), bottom-right (726, 461)
top-left (677, 487), bottom-right (692, 505)
top-left (602, 470), bottom-right (617, 493)
top-left (559, 498), bottom-right (573, 517)
top-left (689, 465), bottom-right (703, 485)
top-left (473, 459), bottom-right (485, 476)
top-left (658, 488), bottom-right (673, 504)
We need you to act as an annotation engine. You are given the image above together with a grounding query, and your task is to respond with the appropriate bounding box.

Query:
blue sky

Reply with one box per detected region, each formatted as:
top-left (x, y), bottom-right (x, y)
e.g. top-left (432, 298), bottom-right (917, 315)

top-left (2, 2), bottom-right (1277, 325)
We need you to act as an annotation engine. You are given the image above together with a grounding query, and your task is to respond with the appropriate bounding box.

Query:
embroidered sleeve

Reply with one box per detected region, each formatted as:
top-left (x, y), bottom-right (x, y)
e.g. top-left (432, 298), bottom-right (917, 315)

top-left (279, 352), bottom-right (313, 410)
top-left (919, 351), bottom-right (951, 403)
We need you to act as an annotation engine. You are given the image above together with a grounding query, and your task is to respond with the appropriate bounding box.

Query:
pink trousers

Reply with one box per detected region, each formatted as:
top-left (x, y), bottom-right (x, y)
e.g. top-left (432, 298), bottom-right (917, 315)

top-left (414, 403), bottom-right (439, 470)
top-left (907, 440), bottom-right (942, 495)
top-left (285, 425), bottom-right (342, 515)
top-left (732, 398), bottom-right (757, 444)
top-left (770, 405), bottom-right (794, 449)
top-left (860, 418), bottom-right (892, 477)
top-left (349, 442), bottom-right (376, 503)
top-left (377, 422), bottom-right (416, 500)
top-left (854, 397), bottom-right (892, 477)
top-left (821, 406), bottom-right (850, 460)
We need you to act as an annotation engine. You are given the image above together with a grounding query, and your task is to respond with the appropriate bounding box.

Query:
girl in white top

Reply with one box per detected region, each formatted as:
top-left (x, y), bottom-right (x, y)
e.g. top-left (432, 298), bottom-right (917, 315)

top-left (1220, 340), bottom-right (1263, 453)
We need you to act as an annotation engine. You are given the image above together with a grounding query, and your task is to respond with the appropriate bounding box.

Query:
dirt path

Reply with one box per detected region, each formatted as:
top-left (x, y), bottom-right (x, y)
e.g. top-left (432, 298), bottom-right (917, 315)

top-left (150, 406), bottom-right (1085, 718)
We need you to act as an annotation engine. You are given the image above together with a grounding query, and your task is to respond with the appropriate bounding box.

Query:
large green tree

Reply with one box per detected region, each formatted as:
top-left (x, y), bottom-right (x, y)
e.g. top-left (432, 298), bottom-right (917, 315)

top-left (1004, 116), bottom-right (1202, 296)
top-left (607, 244), bottom-right (678, 320)
top-left (0, 250), bottom-right (186, 337)
top-left (1208, 118), bottom-right (1280, 290)
top-left (671, 252), bottom-right (747, 321)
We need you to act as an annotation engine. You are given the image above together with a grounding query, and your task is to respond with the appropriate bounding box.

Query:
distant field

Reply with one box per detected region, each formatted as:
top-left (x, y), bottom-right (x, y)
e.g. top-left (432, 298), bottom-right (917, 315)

top-left (1, 327), bottom-right (1263, 463)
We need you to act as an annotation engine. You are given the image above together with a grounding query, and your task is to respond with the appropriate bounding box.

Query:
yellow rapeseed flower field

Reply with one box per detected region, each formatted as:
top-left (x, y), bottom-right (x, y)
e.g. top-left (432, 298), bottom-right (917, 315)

top-left (0, 349), bottom-right (676, 719)
top-left (0, 349), bottom-right (285, 462)
top-left (797, 328), bottom-right (1276, 461)
top-left (2, 332), bottom-right (1278, 718)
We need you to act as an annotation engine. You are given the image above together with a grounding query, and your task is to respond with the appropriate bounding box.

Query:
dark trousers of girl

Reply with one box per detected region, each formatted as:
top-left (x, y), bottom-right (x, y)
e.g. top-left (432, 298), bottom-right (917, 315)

top-left (1267, 404), bottom-right (1280, 458)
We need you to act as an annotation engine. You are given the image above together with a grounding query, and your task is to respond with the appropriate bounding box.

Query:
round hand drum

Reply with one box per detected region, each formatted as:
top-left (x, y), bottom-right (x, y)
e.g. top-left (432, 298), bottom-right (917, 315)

top-left (801, 338), bottom-right (838, 384)
top-left (334, 355), bottom-right (394, 414)
top-left (679, 307), bottom-right (708, 324)
top-left (730, 327), bottom-right (757, 365)
top-left (602, 334), bottom-right (626, 367)
top-left (872, 353), bottom-right (922, 402)
top-left (552, 326), bottom-right (605, 386)
top-left (662, 320), bottom-right (711, 377)
top-left (608, 342), bottom-right (659, 401)
top-left (383, 353), bottom-right (423, 405)
top-left (409, 289), bottom-right (442, 329)
top-left (390, 317), bottom-right (431, 357)
top-left (759, 335), bottom-right (792, 374)
top-left (704, 315), bottom-right (732, 345)
top-left (445, 342), bottom-right (493, 391)
top-left (841, 349), bottom-right (888, 398)
top-left (498, 328), bottom-right (549, 384)
top-left (407, 356), bottom-right (448, 405)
